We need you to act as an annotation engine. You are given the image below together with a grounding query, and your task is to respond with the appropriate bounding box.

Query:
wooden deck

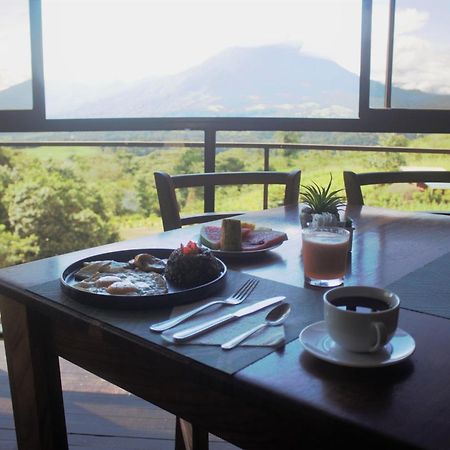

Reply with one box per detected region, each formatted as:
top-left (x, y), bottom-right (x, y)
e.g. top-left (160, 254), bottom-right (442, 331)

top-left (0, 339), bottom-right (240, 450)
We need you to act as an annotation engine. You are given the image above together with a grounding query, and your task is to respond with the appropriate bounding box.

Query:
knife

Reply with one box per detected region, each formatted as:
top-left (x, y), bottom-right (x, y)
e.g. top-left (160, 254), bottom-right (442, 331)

top-left (171, 296), bottom-right (285, 342)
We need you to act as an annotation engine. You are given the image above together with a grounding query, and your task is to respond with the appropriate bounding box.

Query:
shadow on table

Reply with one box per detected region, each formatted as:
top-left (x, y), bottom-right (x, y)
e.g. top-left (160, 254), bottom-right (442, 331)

top-left (299, 351), bottom-right (414, 412)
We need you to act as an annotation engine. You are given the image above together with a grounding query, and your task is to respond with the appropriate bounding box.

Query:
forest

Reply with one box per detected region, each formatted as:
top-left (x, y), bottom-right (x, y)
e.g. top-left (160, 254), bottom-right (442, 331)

top-left (0, 132), bottom-right (449, 268)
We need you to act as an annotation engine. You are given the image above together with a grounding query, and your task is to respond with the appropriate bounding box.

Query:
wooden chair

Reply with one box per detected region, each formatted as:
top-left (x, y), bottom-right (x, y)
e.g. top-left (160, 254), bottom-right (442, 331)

top-left (344, 170), bottom-right (450, 209)
top-left (154, 170), bottom-right (301, 231)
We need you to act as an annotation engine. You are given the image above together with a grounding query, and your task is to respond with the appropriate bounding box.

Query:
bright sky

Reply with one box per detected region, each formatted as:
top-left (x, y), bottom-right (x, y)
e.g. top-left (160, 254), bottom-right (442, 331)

top-left (40, 0), bottom-right (362, 81)
top-left (1, 0), bottom-right (449, 94)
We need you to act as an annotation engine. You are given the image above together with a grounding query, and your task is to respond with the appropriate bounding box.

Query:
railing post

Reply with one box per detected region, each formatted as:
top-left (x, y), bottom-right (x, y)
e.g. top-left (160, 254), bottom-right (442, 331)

top-left (204, 129), bottom-right (216, 213)
top-left (263, 146), bottom-right (270, 209)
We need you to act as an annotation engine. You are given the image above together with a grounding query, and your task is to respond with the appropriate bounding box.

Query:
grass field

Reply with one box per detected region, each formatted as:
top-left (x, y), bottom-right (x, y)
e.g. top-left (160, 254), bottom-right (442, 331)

top-left (4, 135), bottom-right (450, 245)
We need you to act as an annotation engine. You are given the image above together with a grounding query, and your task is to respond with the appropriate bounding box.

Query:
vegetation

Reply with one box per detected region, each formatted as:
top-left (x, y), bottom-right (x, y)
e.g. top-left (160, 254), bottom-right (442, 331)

top-left (300, 174), bottom-right (345, 219)
top-left (0, 133), bottom-right (448, 268)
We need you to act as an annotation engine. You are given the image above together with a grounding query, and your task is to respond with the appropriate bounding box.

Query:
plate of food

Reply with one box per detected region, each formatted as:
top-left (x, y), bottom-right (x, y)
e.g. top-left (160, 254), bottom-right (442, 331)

top-left (60, 242), bottom-right (227, 309)
top-left (198, 219), bottom-right (288, 258)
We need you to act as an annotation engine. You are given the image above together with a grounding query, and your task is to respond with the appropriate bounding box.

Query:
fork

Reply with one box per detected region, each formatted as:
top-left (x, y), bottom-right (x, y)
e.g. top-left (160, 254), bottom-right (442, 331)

top-left (149, 278), bottom-right (259, 332)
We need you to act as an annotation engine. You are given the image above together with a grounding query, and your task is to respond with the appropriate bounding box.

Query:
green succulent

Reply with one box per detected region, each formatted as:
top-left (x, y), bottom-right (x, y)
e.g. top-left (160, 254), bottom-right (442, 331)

top-left (301, 174), bottom-right (345, 218)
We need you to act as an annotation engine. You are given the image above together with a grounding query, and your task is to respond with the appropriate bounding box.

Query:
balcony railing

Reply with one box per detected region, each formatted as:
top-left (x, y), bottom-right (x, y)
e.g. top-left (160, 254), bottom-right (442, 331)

top-left (3, 139), bottom-right (449, 212)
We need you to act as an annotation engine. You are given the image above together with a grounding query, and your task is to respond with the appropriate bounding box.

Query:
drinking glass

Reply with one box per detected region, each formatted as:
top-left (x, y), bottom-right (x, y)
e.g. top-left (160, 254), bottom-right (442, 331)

top-left (302, 227), bottom-right (350, 287)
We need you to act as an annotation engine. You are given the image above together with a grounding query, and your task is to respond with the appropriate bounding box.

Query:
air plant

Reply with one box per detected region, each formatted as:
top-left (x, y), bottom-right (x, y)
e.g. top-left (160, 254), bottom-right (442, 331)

top-left (300, 174), bottom-right (345, 225)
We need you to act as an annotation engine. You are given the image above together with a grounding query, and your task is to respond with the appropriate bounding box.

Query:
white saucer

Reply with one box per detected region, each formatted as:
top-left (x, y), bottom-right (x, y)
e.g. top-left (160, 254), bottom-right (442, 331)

top-left (299, 321), bottom-right (415, 368)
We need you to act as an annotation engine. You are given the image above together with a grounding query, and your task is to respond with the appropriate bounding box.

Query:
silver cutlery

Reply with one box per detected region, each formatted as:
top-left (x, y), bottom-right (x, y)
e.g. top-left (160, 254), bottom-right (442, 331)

top-left (171, 296), bottom-right (285, 342)
top-left (221, 302), bottom-right (291, 350)
top-left (149, 278), bottom-right (259, 332)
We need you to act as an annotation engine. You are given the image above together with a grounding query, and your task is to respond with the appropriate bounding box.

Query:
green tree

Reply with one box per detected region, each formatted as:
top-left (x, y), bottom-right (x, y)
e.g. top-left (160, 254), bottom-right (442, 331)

top-left (135, 175), bottom-right (159, 216)
top-left (274, 131), bottom-right (302, 157)
top-left (0, 165), bottom-right (13, 226)
top-left (369, 134), bottom-right (408, 170)
top-left (216, 155), bottom-right (245, 172)
top-left (115, 149), bottom-right (139, 175)
top-left (174, 148), bottom-right (203, 174)
top-left (4, 165), bottom-right (119, 258)
top-left (0, 225), bottom-right (39, 267)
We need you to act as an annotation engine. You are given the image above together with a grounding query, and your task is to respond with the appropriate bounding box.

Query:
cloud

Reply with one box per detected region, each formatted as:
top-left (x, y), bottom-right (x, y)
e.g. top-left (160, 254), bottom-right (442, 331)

top-left (392, 8), bottom-right (450, 95)
top-left (396, 8), bottom-right (429, 35)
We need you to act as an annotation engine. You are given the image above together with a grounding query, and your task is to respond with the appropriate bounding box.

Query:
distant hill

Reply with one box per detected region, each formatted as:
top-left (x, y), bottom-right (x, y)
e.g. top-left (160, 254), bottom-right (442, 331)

top-left (0, 80), bottom-right (32, 110)
top-left (1, 44), bottom-right (449, 119)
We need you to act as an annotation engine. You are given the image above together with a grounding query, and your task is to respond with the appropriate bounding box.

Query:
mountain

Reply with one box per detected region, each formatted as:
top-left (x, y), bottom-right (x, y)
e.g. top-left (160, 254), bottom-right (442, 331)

top-left (0, 80), bottom-right (32, 110)
top-left (2, 44), bottom-right (449, 118)
top-left (56, 45), bottom-right (360, 118)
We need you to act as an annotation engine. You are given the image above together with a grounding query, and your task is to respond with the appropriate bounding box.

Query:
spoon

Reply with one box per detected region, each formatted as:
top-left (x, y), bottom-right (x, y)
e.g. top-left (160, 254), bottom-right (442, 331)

top-left (221, 302), bottom-right (291, 350)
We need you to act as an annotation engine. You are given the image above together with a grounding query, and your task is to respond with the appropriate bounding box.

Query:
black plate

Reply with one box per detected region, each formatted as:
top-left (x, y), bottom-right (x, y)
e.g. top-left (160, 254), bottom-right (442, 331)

top-left (60, 248), bottom-right (227, 309)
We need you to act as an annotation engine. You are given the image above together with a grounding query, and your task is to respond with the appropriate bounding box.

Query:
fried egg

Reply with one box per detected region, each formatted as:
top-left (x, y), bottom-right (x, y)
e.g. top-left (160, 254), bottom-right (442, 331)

top-left (73, 259), bottom-right (168, 296)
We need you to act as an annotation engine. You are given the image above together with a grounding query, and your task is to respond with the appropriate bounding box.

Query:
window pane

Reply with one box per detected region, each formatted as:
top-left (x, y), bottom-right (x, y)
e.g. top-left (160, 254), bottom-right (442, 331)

top-left (0, 0), bottom-right (32, 110)
top-left (42, 0), bottom-right (361, 119)
top-left (370, 0), bottom-right (450, 110)
top-left (392, 0), bottom-right (450, 109)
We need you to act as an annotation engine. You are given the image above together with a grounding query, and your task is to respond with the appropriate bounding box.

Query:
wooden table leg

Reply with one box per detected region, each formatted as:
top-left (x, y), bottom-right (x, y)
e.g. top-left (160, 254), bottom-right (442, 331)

top-left (175, 416), bottom-right (209, 450)
top-left (0, 295), bottom-right (68, 450)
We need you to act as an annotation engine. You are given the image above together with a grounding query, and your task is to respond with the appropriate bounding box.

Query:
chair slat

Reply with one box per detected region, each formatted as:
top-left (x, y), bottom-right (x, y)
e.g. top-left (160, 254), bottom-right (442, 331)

top-left (155, 170), bottom-right (301, 231)
top-left (344, 170), bottom-right (450, 206)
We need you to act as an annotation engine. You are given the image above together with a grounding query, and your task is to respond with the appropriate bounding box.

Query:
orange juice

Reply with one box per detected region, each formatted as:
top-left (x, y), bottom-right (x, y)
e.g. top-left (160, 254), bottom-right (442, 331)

top-left (302, 228), bottom-right (350, 287)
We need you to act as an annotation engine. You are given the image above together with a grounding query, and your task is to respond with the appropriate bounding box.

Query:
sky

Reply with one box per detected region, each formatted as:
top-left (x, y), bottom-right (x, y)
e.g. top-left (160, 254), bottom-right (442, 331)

top-left (0, 0), bottom-right (449, 94)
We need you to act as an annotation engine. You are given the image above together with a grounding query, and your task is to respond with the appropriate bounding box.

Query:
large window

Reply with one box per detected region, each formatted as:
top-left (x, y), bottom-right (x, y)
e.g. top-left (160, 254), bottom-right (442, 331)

top-left (41, 0), bottom-right (362, 120)
top-left (0, 0), bottom-right (448, 132)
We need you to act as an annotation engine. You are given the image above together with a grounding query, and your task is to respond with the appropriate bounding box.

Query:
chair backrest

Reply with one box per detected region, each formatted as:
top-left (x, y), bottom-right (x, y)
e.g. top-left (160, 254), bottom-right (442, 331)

top-left (154, 170), bottom-right (301, 231)
top-left (344, 170), bottom-right (450, 205)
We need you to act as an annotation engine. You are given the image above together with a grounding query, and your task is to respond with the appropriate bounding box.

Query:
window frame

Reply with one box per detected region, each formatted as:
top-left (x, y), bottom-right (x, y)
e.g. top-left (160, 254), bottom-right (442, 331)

top-left (0, 0), bottom-right (448, 134)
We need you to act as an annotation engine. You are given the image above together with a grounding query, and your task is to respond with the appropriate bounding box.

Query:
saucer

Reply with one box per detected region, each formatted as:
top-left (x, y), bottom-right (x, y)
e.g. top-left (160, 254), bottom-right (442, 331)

top-left (299, 321), bottom-right (415, 368)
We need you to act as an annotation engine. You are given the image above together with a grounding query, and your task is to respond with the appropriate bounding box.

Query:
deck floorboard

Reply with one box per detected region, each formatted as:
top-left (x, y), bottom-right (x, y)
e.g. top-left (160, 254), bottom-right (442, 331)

top-left (0, 340), bottom-right (240, 450)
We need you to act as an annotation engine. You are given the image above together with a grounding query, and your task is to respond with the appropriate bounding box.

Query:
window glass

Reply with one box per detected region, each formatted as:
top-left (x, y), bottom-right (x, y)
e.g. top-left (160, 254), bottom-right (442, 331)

top-left (42, 0), bottom-right (361, 119)
top-left (0, 0), bottom-right (32, 110)
top-left (370, 0), bottom-right (450, 110)
top-left (391, 0), bottom-right (450, 109)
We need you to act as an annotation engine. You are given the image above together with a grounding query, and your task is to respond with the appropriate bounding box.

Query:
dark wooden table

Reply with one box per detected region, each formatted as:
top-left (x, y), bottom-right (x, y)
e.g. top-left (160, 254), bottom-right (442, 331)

top-left (1, 205), bottom-right (450, 450)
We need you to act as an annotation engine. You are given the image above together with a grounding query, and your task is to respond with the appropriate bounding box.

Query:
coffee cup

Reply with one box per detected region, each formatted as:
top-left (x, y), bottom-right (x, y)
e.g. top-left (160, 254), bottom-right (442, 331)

top-left (323, 286), bottom-right (400, 353)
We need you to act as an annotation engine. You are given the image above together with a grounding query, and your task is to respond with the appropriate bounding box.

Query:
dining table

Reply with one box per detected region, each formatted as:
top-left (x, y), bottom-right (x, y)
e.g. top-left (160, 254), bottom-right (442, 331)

top-left (1, 204), bottom-right (450, 450)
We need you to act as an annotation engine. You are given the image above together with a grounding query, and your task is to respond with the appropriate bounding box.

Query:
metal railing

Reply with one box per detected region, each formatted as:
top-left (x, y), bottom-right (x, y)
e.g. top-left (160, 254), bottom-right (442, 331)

top-left (2, 139), bottom-right (449, 212)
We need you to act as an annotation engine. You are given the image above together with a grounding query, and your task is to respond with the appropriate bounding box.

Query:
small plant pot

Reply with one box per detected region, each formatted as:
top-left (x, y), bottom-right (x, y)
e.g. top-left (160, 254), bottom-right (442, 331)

top-left (300, 211), bottom-right (312, 228)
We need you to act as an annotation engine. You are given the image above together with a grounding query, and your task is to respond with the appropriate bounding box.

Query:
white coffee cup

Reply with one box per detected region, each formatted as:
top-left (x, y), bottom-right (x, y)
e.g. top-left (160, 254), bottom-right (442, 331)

top-left (323, 286), bottom-right (400, 353)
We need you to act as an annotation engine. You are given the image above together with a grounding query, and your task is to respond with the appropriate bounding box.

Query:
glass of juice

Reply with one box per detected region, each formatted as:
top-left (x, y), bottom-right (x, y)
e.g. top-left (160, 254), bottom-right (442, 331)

top-left (302, 227), bottom-right (350, 288)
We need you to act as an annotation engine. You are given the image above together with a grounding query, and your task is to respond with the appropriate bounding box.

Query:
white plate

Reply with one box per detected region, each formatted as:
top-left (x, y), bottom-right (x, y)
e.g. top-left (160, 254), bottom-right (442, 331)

top-left (210, 241), bottom-right (284, 258)
top-left (196, 235), bottom-right (284, 258)
top-left (299, 321), bottom-right (415, 368)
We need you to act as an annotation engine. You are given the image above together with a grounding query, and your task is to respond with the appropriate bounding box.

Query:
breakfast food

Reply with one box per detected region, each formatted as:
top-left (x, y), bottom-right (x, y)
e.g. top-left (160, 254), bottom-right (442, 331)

top-left (200, 222), bottom-right (254, 249)
top-left (73, 253), bottom-right (168, 296)
top-left (128, 253), bottom-right (166, 273)
top-left (220, 218), bottom-right (242, 251)
top-left (200, 221), bottom-right (287, 252)
top-left (241, 229), bottom-right (288, 251)
top-left (164, 241), bottom-right (223, 288)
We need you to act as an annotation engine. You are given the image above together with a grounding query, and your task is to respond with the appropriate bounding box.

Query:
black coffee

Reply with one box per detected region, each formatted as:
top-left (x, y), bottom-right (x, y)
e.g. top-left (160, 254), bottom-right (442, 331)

top-left (330, 296), bottom-right (390, 313)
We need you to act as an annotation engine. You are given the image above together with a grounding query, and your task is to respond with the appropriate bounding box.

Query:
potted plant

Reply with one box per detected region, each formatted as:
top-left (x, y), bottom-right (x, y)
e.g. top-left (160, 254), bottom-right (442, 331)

top-left (300, 175), bottom-right (354, 250)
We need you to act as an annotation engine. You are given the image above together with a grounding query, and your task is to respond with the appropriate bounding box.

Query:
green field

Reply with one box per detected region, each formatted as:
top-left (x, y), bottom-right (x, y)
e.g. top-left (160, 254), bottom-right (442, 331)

top-left (0, 133), bottom-right (449, 267)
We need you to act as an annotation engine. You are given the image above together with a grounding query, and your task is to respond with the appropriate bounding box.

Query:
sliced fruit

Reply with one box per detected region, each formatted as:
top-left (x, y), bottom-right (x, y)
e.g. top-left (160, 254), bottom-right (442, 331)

top-left (199, 225), bottom-right (222, 250)
top-left (241, 230), bottom-right (288, 251)
top-left (200, 224), bottom-right (288, 251)
top-left (220, 219), bottom-right (242, 251)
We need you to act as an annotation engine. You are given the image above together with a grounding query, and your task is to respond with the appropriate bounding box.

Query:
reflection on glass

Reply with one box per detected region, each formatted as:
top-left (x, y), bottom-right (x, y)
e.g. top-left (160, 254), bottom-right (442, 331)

top-left (370, 0), bottom-right (450, 110)
top-left (0, 0), bottom-right (32, 110)
top-left (391, 0), bottom-right (450, 109)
